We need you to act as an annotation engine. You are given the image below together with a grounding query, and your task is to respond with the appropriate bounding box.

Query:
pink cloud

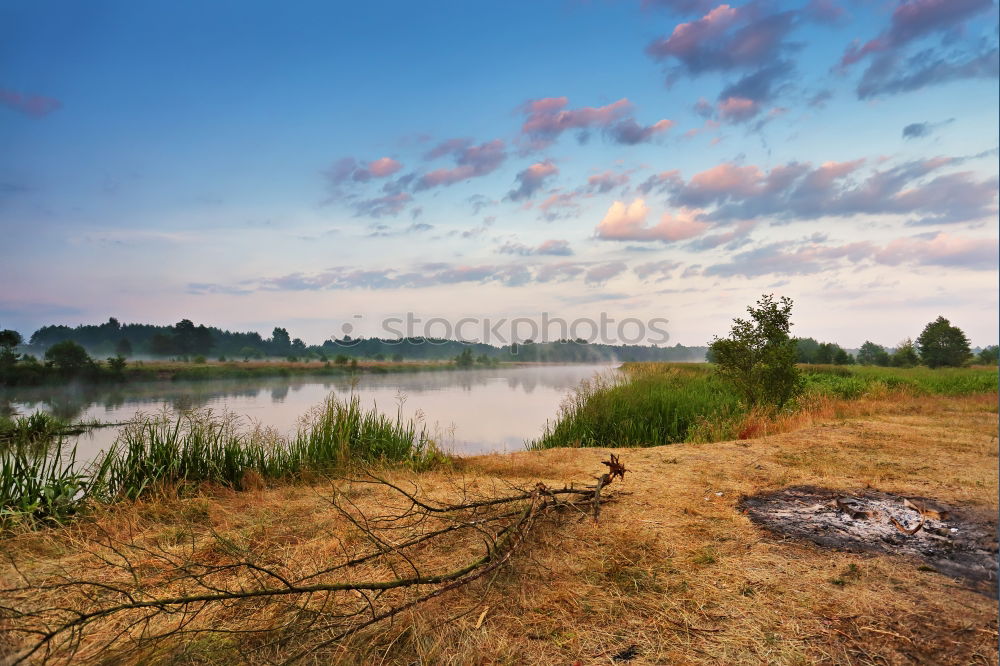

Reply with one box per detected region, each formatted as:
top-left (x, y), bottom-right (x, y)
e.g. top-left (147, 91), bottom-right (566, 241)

top-left (507, 160), bottom-right (559, 201)
top-left (367, 157), bottom-right (403, 178)
top-left (648, 5), bottom-right (741, 63)
top-left (326, 156), bottom-right (404, 184)
top-left (874, 232), bottom-right (998, 270)
top-left (521, 97), bottom-right (632, 135)
top-left (840, 0), bottom-right (994, 98)
top-left (586, 170), bottom-right (631, 193)
top-left (716, 96), bottom-right (759, 122)
top-left (416, 139), bottom-right (506, 190)
top-left (595, 198), bottom-right (709, 242)
top-left (519, 97), bottom-right (635, 149)
top-left (688, 163), bottom-right (763, 197)
top-left (0, 88), bottom-right (62, 117)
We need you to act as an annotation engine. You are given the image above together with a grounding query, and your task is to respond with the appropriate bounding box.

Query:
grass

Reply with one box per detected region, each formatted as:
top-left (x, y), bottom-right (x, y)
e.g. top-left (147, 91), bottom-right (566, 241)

top-left (531, 364), bottom-right (741, 449)
top-left (0, 395), bottom-right (443, 529)
top-left (530, 362), bottom-right (998, 449)
top-left (0, 411), bottom-right (68, 446)
top-left (2, 392), bottom-right (995, 664)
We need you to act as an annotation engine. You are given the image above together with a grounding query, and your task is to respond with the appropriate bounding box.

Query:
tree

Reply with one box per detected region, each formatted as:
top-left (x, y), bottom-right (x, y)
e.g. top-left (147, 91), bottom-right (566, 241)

top-left (149, 333), bottom-right (176, 356)
top-left (115, 338), bottom-right (133, 358)
top-left (45, 340), bottom-right (93, 374)
top-left (856, 341), bottom-right (890, 366)
top-left (454, 348), bottom-right (474, 368)
top-left (916, 316), bottom-right (972, 368)
top-left (270, 327), bottom-right (291, 355)
top-left (708, 294), bottom-right (802, 408)
top-left (0, 329), bottom-right (22, 368)
top-left (832, 347), bottom-right (853, 365)
top-left (106, 354), bottom-right (127, 376)
top-left (890, 338), bottom-right (919, 368)
top-left (793, 337), bottom-right (820, 363)
top-left (239, 346), bottom-right (262, 362)
top-left (977, 345), bottom-right (999, 365)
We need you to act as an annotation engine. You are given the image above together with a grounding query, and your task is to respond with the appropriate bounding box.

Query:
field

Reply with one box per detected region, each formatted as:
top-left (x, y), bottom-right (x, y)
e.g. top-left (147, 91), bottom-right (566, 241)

top-left (0, 365), bottom-right (996, 664)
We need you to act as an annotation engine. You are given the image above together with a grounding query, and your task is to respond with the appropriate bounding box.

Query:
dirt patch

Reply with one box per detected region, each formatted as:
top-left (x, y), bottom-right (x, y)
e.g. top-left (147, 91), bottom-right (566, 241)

top-left (740, 486), bottom-right (998, 593)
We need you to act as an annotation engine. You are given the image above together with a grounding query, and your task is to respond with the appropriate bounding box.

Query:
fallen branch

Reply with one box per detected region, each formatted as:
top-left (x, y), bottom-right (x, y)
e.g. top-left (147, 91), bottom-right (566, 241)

top-left (1, 456), bottom-right (628, 664)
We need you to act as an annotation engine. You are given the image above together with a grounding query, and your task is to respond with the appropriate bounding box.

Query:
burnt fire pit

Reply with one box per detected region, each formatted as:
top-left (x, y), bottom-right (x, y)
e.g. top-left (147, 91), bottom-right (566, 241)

top-left (739, 486), bottom-right (998, 593)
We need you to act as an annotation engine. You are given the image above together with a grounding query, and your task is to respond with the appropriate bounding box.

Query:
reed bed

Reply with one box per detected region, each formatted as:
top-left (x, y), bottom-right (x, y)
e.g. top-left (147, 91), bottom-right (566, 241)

top-left (0, 394), bottom-right (440, 529)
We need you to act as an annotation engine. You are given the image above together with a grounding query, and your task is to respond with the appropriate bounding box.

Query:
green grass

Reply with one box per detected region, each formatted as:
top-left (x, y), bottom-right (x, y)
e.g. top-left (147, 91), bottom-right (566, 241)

top-left (531, 364), bottom-right (742, 449)
top-left (0, 395), bottom-right (443, 529)
top-left (530, 362), bottom-right (997, 450)
top-left (0, 411), bottom-right (67, 447)
top-left (0, 439), bottom-right (95, 529)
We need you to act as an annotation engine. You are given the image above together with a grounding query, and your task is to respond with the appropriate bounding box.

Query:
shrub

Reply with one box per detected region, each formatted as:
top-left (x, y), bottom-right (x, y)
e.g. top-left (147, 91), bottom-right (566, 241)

top-left (708, 294), bottom-right (802, 409)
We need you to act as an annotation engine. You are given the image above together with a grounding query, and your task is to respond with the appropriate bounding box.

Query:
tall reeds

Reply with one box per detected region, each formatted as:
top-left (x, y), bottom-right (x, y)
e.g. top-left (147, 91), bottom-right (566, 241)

top-left (1, 394), bottom-right (440, 529)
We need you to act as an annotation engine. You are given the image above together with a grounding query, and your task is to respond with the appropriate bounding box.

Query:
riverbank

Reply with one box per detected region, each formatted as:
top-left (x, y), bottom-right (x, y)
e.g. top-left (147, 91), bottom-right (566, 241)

top-left (531, 362), bottom-right (998, 448)
top-left (2, 391), bottom-right (995, 664)
top-left (1, 357), bottom-right (521, 387)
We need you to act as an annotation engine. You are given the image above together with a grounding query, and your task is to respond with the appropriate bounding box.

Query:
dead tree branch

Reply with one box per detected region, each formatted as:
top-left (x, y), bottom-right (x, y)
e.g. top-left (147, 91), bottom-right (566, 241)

top-left (1, 456), bottom-right (628, 664)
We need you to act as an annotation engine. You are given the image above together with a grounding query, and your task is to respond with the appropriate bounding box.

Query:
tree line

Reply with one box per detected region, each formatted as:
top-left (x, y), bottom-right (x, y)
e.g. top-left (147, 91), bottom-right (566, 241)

top-left (792, 316), bottom-right (993, 368)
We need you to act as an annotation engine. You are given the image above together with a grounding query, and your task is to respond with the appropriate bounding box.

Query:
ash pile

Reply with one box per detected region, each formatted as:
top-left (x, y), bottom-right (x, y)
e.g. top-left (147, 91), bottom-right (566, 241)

top-left (740, 486), bottom-right (998, 593)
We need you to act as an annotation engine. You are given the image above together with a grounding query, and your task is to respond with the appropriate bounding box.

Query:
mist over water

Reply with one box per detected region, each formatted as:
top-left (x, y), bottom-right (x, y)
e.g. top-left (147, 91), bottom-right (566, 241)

top-left (1, 364), bottom-right (616, 462)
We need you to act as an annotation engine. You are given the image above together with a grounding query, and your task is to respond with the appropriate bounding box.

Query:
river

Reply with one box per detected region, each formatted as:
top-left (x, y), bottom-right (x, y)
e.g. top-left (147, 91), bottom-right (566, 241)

top-left (1, 364), bottom-right (615, 461)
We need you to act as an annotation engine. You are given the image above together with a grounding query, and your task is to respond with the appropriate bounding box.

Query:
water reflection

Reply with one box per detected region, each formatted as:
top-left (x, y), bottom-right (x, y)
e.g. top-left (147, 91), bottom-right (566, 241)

top-left (0, 364), bottom-right (613, 459)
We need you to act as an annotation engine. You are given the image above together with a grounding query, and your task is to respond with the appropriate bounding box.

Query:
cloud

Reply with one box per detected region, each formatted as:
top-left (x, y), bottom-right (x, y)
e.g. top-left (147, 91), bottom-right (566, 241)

top-left (642, 0), bottom-right (716, 14)
top-left (711, 59), bottom-right (795, 121)
top-left (506, 160), bottom-right (558, 201)
top-left (702, 231), bottom-right (998, 278)
top-left (645, 2), bottom-right (838, 123)
top-left (716, 96), bottom-right (760, 122)
top-left (537, 191), bottom-right (585, 221)
top-left (840, 0), bottom-right (997, 99)
top-left (352, 192), bottom-right (412, 217)
top-left (467, 194), bottom-right (497, 214)
top-left (584, 261), bottom-right (628, 284)
top-left (498, 239), bottom-right (573, 256)
top-left (874, 232), bottom-right (999, 270)
top-left (366, 157), bottom-right (403, 178)
top-left (423, 138), bottom-right (473, 160)
top-left (803, 0), bottom-right (845, 23)
top-left (325, 156), bottom-right (404, 185)
top-left (0, 88), bottom-right (62, 117)
top-left (520, 97), bottom-right (630, 145)
top-left (604, 118), bottom-right (675, 144)
top-left (902, 122), bottom-right (932, 139)
top-left (415, 139), bottom-right (506, 189)
top-left (517, 96), bottom-right (672, 149)
top-left (656, 155), bottom-right (997, 226)
top-left (191, 258), bottom-right (657, 293)
top-left (634, 259), bottom-right (682, 280)
top-left (646, 3), bottom-right (802, 79)
top-left (595, 198), bottom-right (709, 242)
top-left (585, 170), bottom-right (631, 194)
top-left (367, 221), bottom-right (433, 237)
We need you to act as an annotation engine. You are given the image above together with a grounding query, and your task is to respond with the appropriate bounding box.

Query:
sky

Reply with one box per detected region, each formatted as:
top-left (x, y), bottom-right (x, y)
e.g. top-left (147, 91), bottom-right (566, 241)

top-left (1, 0), bottom-right (998, 348)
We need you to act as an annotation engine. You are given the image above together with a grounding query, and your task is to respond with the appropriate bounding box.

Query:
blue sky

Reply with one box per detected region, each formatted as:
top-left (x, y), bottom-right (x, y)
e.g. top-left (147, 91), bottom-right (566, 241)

top-left (1, 0), bottom-right (997, 346)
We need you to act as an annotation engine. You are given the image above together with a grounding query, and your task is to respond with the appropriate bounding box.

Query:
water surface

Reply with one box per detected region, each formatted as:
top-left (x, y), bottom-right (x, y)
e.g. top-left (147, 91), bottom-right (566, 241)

top-left (1, 364), bottom-right (613, 461)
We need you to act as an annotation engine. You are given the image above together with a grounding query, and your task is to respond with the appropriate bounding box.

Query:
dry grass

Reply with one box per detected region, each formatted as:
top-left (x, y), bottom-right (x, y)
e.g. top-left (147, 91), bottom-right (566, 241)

top-left (1, 393), bottom-right (996, 664)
